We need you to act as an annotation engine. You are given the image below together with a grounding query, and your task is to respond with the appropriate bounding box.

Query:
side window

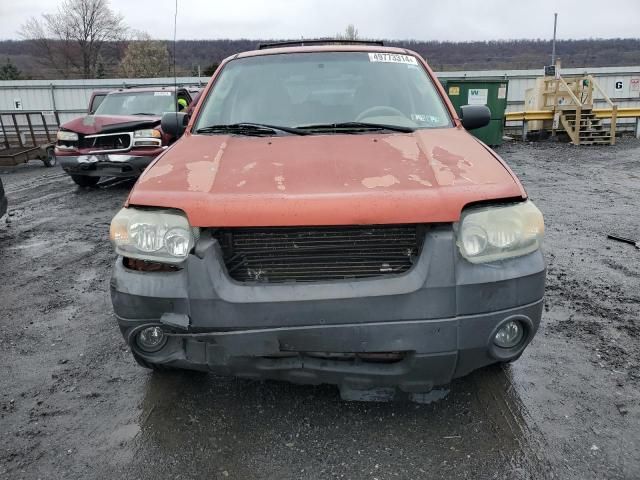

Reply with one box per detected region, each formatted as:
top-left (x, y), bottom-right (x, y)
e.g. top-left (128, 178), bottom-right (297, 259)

top-left (89, 94), bottom-right (106, 114)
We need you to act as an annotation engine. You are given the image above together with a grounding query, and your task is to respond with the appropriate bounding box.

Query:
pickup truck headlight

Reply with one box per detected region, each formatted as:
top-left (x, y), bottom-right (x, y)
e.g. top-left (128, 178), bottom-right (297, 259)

top-left (457, 200), bottom-right (544, 263)
top-left (109, 208), bottom-right (197, 264)
top-left (57, 130), bottom-right (79, 141)
top-left (133, 129), bottom-right (162, 147)
top-left (134, 129), bottom-right (161, 138)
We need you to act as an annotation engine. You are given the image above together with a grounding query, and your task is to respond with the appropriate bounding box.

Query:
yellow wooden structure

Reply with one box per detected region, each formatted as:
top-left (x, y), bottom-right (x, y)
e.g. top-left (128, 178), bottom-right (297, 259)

top-left (510, 63), bottom-right (628, 145)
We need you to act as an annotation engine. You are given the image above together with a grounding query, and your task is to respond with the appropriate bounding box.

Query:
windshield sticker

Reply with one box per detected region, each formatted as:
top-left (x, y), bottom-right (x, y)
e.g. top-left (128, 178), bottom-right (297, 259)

top-left (368, 53), bottom-right (418, 65)
top-left (412, 114), bottom-right (441, 124)
top-left (154, 91), bottom-right (172, 96)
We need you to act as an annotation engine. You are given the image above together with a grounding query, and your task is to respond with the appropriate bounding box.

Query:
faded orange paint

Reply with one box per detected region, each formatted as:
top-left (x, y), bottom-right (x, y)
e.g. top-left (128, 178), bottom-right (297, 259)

top-left (139, 163), bottom-right (173, 184)
top-left (125, 45), bottom-right (525, 227)
top-left (383, 136), bottom-right (421, 162)
top-left (127, 128), bottom-right (526, 227)
top-left (362, 175), bottom-right (400, 189)
top-left (407, 174), bottom-right (432, 187)
top-left (185, 141), bottom-right (227, 192)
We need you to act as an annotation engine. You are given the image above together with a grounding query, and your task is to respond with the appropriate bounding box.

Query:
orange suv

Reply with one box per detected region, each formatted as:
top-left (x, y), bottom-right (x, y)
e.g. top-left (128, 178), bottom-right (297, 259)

top-left (109, 41), bottom-right (545, 401)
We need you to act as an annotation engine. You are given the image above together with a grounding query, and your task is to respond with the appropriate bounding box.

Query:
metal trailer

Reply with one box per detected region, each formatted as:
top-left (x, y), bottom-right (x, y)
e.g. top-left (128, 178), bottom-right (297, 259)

top-left (0, 111), bottom-right (59, 168)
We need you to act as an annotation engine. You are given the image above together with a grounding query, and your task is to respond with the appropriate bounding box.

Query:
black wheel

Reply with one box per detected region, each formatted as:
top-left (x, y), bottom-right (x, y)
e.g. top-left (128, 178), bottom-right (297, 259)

top-left (43, 147), bottom-right (57, 168)
top-left (71, 175), bottom-right (100, 187)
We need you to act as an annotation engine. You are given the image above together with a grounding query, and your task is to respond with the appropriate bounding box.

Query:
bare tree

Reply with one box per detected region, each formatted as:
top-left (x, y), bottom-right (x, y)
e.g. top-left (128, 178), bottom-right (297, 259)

top-left (336, 24), bottom-right (359, 41)
top-left (120, 33), bottom-right (170, 78)
top-left (20, 0), bottom-right (127, 78)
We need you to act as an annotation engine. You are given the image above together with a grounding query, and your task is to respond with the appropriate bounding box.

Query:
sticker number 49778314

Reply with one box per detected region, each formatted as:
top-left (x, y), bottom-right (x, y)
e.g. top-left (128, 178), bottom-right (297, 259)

top-left (368, 53), bottom-right (418, 65)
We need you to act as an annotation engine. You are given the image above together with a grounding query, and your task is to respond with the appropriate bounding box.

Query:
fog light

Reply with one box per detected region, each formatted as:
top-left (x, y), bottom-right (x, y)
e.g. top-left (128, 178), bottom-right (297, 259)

top-left (136, 326), bottom-right (166, 352)
top-left (493, 321), bottom-right (524, 348)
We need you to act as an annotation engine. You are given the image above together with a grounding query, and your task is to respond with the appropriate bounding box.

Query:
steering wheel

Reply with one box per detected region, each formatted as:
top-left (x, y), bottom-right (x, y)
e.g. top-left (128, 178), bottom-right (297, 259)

top-left (356, 105), bottom-right (406, 121)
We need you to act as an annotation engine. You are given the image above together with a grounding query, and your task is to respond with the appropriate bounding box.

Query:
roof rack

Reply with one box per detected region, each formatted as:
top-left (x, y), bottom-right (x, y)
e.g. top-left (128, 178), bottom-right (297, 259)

top-left (258, 39), bottom-right (384, 50)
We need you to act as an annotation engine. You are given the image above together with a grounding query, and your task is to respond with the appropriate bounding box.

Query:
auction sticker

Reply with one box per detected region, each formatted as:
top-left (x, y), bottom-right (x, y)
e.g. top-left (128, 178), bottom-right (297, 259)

top-left (369, 53), bottom-right (418, 65)
top-left (154, 91), bottom-right (172, 96)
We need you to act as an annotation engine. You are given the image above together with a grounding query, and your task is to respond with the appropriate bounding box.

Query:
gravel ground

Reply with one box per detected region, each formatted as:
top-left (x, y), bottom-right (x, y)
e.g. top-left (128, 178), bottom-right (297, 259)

top-left (0, 139), bottom-right (639, 479)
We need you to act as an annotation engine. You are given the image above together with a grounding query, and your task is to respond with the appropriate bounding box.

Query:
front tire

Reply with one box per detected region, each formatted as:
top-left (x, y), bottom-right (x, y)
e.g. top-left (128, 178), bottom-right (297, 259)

top-left (71, 175), bottom-right (100, 187)
top-left (43, 147), bottom-right (57, 168)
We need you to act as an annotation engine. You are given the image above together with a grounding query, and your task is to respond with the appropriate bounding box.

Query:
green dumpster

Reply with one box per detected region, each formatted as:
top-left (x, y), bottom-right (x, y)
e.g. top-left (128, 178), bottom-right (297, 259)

top-left (442, 79), bottom-right (509, 146)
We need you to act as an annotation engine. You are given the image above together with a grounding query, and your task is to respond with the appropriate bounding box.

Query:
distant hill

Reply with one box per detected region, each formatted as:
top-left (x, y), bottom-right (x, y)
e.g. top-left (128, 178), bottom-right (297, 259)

top-left (1, 38), bottom-right (639, 80)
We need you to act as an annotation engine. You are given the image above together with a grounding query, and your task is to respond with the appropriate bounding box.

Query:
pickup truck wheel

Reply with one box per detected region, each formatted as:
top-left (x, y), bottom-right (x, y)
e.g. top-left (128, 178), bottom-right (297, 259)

top-left (71, 175), bottom-right (100, 187)
top-left (43, 147), bottom-right (57, 168)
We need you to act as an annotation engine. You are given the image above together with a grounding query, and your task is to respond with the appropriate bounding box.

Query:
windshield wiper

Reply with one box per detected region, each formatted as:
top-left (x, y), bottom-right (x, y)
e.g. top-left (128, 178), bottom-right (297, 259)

top-left (195, 123), bottom-right (308, 136)
top-left (297, 122), bottom-right (415, 134)
top-left (131, 112), bottom-right (159, 116)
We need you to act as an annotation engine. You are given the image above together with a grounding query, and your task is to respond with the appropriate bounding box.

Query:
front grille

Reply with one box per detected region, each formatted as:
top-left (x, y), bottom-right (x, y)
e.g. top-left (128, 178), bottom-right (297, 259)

top-left (80, 132), bottom-right (131, 152)
top-left (213, 225), bottom-right (424, 283)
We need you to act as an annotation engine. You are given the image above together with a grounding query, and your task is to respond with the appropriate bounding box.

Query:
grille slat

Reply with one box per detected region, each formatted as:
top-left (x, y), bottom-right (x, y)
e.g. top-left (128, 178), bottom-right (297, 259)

top-left (80, 133), bottom-right (131, 152)
top-left (213, 225), bottom-right (422, 283)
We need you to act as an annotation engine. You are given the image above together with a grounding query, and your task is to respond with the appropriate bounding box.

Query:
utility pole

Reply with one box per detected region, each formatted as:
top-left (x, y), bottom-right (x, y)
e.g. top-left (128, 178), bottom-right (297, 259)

top-left (551, 13), bottom-right (558, 65)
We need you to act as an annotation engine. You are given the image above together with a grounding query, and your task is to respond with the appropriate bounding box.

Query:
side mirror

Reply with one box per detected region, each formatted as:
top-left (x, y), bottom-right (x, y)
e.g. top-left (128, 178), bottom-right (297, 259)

top-left (161, 112), bottom-right (189, 138)
top-left (460, 105), bottom-right (491, 130)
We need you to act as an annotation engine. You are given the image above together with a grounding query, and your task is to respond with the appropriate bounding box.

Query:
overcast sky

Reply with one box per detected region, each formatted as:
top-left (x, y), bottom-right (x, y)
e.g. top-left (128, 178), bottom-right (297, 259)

top-left (1, 0), bottom-right (639, 41)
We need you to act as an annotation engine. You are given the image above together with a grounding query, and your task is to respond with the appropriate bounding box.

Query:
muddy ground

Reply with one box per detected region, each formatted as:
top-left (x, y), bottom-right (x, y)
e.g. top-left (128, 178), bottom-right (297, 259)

top-left (0, 139), bottom-right (639, 479)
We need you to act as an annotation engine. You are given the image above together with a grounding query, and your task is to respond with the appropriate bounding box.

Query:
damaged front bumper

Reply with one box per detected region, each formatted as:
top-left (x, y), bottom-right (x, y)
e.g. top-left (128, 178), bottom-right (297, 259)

top-left (58, 151), bottom-right (163, 177)
top-left (111, 226), bottom-right (546, 395)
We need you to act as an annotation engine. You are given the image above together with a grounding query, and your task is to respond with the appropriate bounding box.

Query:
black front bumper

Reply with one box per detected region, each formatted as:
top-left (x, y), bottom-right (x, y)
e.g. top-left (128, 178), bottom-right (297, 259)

top-left (58, 153), bottom-right (156, 177)
top-left (111, 226), bottom-right (546, 393)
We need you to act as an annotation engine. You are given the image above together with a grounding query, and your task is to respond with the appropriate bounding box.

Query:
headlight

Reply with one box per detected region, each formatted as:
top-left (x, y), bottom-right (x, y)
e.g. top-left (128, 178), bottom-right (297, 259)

top-left (57, 130), bottom-right (78, 141)
top-left (134, 129), bottom-right (161, 138)
top-left (457, 200), bottom-right (544, 263)
top-left (109, 208), bottom-right (198, 264)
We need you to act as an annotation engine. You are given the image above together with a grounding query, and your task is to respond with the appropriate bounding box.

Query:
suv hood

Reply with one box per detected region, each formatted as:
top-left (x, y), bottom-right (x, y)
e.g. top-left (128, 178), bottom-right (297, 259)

top-left (60, 114), bottom-right (160, 135)
top-left (129, 128), bottom-right (526, 227)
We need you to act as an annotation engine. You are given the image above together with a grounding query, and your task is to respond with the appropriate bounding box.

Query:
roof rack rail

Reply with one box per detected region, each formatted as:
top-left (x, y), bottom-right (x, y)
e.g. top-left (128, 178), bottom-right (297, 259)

top-left (258, 39), bottom-right (384, 50)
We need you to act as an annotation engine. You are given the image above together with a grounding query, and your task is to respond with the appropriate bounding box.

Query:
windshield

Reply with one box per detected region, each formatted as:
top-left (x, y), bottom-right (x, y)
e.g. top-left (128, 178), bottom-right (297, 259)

top-left (94, 91), bottom-right (176, 116)
top-left (194, 52), bottom-right (452, 132)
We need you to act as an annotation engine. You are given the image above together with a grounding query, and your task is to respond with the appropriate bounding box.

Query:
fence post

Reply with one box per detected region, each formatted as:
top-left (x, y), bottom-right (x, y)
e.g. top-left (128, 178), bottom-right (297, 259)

top-left (0, 115), bottom-right (9, 149)
top-left (25, 113), bottom-right (36, 146)
top-left (49, 83), bottom-right (57, 112)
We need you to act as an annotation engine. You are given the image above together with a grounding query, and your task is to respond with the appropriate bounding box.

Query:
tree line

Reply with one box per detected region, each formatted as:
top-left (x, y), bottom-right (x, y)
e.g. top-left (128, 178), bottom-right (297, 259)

top-left (3, 36), bottom-right (640, 81)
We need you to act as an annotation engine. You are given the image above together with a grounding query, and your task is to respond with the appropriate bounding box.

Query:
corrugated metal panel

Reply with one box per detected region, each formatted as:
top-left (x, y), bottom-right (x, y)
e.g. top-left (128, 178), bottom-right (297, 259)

top-left (0, 77), bottom-right (205, 123)
top-left (1, 68), bottom-right (639, 124)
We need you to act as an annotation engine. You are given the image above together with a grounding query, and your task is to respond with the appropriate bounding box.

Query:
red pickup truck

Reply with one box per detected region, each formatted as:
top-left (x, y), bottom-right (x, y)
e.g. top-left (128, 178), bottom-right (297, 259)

top-left (55, 86), bottom-right (198, 187)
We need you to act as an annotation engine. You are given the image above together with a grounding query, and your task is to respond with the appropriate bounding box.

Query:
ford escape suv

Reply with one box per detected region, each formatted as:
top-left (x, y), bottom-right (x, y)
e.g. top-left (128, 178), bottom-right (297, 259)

top-left (109, 41), bottom-right (545, 401)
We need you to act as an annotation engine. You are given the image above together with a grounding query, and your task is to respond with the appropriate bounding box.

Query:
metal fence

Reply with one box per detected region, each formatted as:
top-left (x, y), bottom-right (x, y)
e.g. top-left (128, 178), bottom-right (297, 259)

top-left (0, 77), bottom-right (206, 124)
top-left (0, 66), bottom-right (639, 126)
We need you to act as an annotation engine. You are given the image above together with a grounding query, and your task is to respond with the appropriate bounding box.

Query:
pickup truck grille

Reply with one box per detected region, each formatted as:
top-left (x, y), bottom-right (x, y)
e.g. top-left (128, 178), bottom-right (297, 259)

top-left (213, 225), bottom-right (423, 283)
top-left (80, 132), bottom-right (132, 152)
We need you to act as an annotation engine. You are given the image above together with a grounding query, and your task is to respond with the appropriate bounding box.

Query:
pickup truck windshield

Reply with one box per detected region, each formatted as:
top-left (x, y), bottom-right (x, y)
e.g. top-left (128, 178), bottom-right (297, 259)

top-left (194, 52), bottom-right (452, 132)
top-left (94, 91), bottom-right (177, 116)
